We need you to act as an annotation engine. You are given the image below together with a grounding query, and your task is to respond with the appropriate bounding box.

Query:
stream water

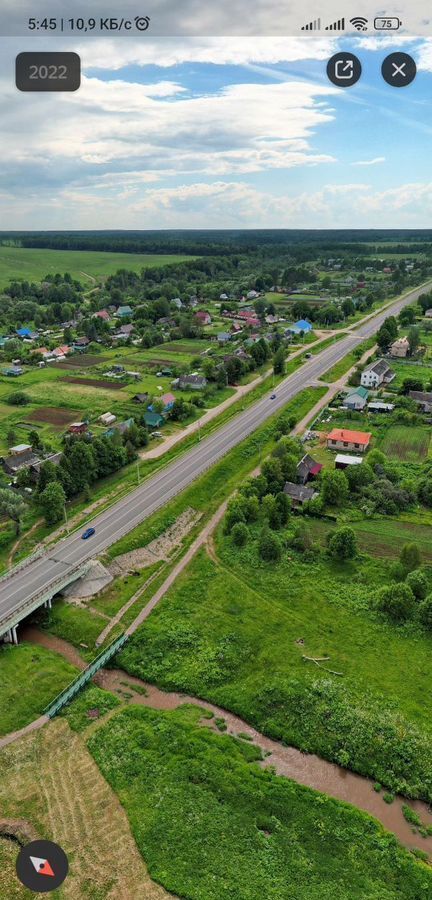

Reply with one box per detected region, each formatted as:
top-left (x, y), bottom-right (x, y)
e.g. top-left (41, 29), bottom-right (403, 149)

top-left (21, 626), bottom-right (432, 855)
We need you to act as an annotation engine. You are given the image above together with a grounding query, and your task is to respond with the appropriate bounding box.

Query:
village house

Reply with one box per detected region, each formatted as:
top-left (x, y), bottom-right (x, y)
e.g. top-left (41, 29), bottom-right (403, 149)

top-left (195, 311), bottom-right (212, 326)
top-left (175, 374), bottom-right (207, 391)
top-left (286, 319), bottom-right (313, 336)
top-left (72, 336), bottom-right (90, 350)
top-left (93, 309), bottom-right (110, 321)
top-left (119, 324), bottom-right (134, 336)
top-left (368, 401), bottom-right (395, 413)
top-left (360, 359), bottom-right (395, 388)
top-left (408, 390), bottom-right (432, 413)
top-left (115, 305), bottom-right (133, 318)
top-left (160, 393), bottom-right (176, 412)
top-left (217, 332), bottom-right (231, 344)
top-left (132, 393), bottom-right (149, 404)
top-left (424, 309), bottom-right (432, 318)
top-left (68, 422), bottom-right (89, 435)
top-left (1, 444), bottom-right (39, 476)
top-left (335, 454), bottom-right (363, 470)
top-left (99, 412), bottom-right (116, 426)
top-left (144, 410), bottom-right (165, 428)
top-left (327, 428), bottom-right (372, 453)
top-left (342, 386), bottom-right (369, 411)
top-left (283, 482), bottom-right (319, 507)
top-left (296, 454), bottom-right (323, 485)
top-left (2, 366), bottom-right (23, 376)
top-left (390, 336), bottom-right (409, 358)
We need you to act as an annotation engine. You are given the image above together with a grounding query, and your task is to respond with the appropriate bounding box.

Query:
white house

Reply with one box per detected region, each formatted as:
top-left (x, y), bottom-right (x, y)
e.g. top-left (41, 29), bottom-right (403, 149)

top-left (360, 359), bottom-right (395, 388)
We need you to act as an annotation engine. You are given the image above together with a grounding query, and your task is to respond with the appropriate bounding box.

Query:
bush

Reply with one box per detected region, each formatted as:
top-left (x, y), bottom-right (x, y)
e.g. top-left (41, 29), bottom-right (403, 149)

top-left (258, 527), bottom-right (282, 563)
top-left (418, 595), bottom-right (432, 630)
top-left (400, 543), bottom-right (421, 573)
top-left (327, 527), bottom-right (357, 561)
top-left (406, 569), bottom-right (428, 601)
top-left (231, 522), bottom-right (249, 547)
top-left (7, 391), bottom-right (30, 406)
top-left (321, 470), bottom-right (349, 507)
top-left (376, 583), bottom-right (416, 624)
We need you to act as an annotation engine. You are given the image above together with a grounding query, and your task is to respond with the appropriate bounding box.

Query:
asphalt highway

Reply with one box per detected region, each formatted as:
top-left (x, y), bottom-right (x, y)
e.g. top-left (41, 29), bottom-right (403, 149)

top-left (1, 281), bottom-right (430, 634)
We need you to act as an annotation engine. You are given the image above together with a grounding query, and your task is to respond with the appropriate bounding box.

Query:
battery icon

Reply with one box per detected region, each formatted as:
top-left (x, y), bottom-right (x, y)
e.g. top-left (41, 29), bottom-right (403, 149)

top-left (374, 17), bottom-right (402, 30)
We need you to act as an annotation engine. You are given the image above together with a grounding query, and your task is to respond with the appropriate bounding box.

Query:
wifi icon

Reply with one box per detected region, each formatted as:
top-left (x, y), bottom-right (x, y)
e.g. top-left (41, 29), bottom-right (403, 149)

top-left (350, 16), bottom-right (368, 30)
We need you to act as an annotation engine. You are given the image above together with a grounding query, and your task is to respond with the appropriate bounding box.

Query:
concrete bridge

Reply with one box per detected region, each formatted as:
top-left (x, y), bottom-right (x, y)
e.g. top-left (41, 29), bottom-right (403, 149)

top-left (0, 561), bottom-right (91, 644)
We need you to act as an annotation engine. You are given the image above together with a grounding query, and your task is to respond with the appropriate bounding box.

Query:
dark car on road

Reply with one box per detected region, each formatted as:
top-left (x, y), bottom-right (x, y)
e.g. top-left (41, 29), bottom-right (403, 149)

top-left (82, 527), bottom-right (96, 540)
top-left (270, 393), bottom-right (276, 400)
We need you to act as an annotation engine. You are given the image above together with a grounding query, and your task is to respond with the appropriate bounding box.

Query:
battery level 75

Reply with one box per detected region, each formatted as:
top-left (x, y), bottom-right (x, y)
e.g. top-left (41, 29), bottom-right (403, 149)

top-left (374, 17), bottom-right (403, 30)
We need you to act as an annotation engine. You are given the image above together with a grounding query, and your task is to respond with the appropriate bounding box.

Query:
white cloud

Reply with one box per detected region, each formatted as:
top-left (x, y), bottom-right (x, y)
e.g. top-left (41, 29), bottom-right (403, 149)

top-left (0, 73), bottom-right (338, 180)
top-left (351, 157), bottom-right (385, 166)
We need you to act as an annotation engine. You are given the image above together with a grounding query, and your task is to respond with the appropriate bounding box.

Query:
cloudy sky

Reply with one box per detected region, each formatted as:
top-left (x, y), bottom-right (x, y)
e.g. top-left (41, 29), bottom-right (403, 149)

top-left (1, 34), bottom-right (432, 229)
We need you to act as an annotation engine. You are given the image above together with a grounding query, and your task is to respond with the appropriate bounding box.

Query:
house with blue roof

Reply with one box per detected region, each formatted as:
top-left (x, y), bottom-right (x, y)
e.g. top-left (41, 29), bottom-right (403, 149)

top-left (116, 305), bottom-right (133, 318)
top-left (286, 319), bottom-right (313, 336)
top-left (16, 327), bottom-right (32, 338)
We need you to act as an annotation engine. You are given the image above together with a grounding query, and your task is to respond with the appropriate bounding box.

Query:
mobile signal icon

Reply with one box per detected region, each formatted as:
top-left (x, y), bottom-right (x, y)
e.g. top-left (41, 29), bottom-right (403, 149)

top-left (301, 18), bottom-right (321, 31)
top-left (325, 18), bottom-right (345, 30)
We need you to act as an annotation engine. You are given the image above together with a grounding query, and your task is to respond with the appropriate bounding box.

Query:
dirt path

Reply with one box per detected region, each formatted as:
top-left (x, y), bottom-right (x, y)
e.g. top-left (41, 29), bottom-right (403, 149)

top-left (125, 500), bottom-right (229, 636)
top-left (7, 519), bottom-right (43, 567)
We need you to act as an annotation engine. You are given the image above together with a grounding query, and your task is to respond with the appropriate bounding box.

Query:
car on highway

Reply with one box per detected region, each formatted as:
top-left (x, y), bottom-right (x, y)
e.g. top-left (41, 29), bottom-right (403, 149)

top-left (270, 393), bottom-right (276, 400)
top-left (82, 527), bottom-right (96, 540)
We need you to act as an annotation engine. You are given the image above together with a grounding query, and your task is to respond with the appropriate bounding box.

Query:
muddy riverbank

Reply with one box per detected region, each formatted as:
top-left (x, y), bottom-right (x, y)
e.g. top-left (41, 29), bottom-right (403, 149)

top-left (21, 626), bottom-right (432, 855)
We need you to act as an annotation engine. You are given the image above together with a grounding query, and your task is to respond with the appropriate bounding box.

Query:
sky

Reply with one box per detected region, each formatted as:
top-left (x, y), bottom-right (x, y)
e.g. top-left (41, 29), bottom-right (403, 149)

top-left (2, 34), bottom-right (432, 229)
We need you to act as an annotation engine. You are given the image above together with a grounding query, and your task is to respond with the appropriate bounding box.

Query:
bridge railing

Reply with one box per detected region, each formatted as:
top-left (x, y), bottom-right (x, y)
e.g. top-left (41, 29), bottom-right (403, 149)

top-left (0, 562), bottom-right (91, 636)
top-left (44, 633), bottom-right (129, 718)
top-left (0, 547), bottom-right (45, 585)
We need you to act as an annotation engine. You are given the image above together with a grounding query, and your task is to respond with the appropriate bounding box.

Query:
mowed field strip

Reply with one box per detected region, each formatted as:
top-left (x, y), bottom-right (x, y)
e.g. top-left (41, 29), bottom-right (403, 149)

top-left (0, 718), bottom-right (172, 899)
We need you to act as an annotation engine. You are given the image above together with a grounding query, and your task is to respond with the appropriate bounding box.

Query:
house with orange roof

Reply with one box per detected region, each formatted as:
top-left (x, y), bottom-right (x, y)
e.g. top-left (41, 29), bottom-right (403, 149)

top-left (326, 428), bottom-right (372, 454)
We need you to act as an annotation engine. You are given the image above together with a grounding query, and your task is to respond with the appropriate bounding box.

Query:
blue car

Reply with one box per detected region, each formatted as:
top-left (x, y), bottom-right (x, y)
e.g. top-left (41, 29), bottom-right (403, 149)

top-left (82, 527), bottom-right (95, 540)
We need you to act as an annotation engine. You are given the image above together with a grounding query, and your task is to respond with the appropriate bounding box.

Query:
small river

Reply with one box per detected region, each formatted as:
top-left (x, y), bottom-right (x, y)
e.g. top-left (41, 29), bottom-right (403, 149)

top-left (21, 625), bottom-right (432, 856)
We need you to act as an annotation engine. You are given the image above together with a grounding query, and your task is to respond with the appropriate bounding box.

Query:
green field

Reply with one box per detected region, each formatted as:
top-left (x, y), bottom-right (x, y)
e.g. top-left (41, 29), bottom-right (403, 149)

top-left (88, 704), bottom-right (431, 900)
top-left (388, 359), bottom-right (432, 389)
top-left (0, 642), bottom-right (78, 736)
top-left (308, 517), bottom-right (432, 562)
top-left (378, 425), bottom-right (431, 462)
top-left (119, 532), bottom-right (432, 801)
top-left (0, 245), bottom-right (195, 288)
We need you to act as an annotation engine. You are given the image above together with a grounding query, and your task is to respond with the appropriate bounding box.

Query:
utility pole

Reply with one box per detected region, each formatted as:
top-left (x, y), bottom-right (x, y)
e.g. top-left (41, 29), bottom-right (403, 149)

top-left (198, 420), bottom-right (201, 442)
top-left (63, 501), bottom-right (70, 534)
top-left (136, 458), bottom-right (141, 484)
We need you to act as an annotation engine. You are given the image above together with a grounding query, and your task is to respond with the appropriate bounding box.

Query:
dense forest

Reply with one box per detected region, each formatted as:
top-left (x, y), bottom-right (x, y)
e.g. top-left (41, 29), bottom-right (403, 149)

top-left (2, 230), bottom-right (432, 257)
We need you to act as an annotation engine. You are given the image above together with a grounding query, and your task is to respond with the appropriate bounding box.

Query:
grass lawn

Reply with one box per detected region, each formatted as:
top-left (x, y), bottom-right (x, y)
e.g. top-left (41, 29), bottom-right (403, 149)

top-left (0, 642), bottom-right (78, 735)
top-left (119, 534), bottom-right (432, 801)
top-left (319, 338), bottom-right (375, 382)
top-left (39, 601), bottom-right (124, 660)
top-left (387, 360), bottom-right (432, 389)
top-left (0, 245), bottom-right (195, 288)
top-left (378, 425), bottom-right (431, 462)
top-left (308, 517), bottom-right (432, 562)
top-left (88, 704), bottom-right (432, 900)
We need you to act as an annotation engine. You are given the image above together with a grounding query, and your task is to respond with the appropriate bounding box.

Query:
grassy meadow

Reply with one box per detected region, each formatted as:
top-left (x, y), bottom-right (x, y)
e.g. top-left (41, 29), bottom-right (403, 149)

top-left (119, 528), bottom-right (432, 801)
top-left (88, 703), bottom-right (432, 900)
top-left (0, 245), bottom-right (195, 288)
